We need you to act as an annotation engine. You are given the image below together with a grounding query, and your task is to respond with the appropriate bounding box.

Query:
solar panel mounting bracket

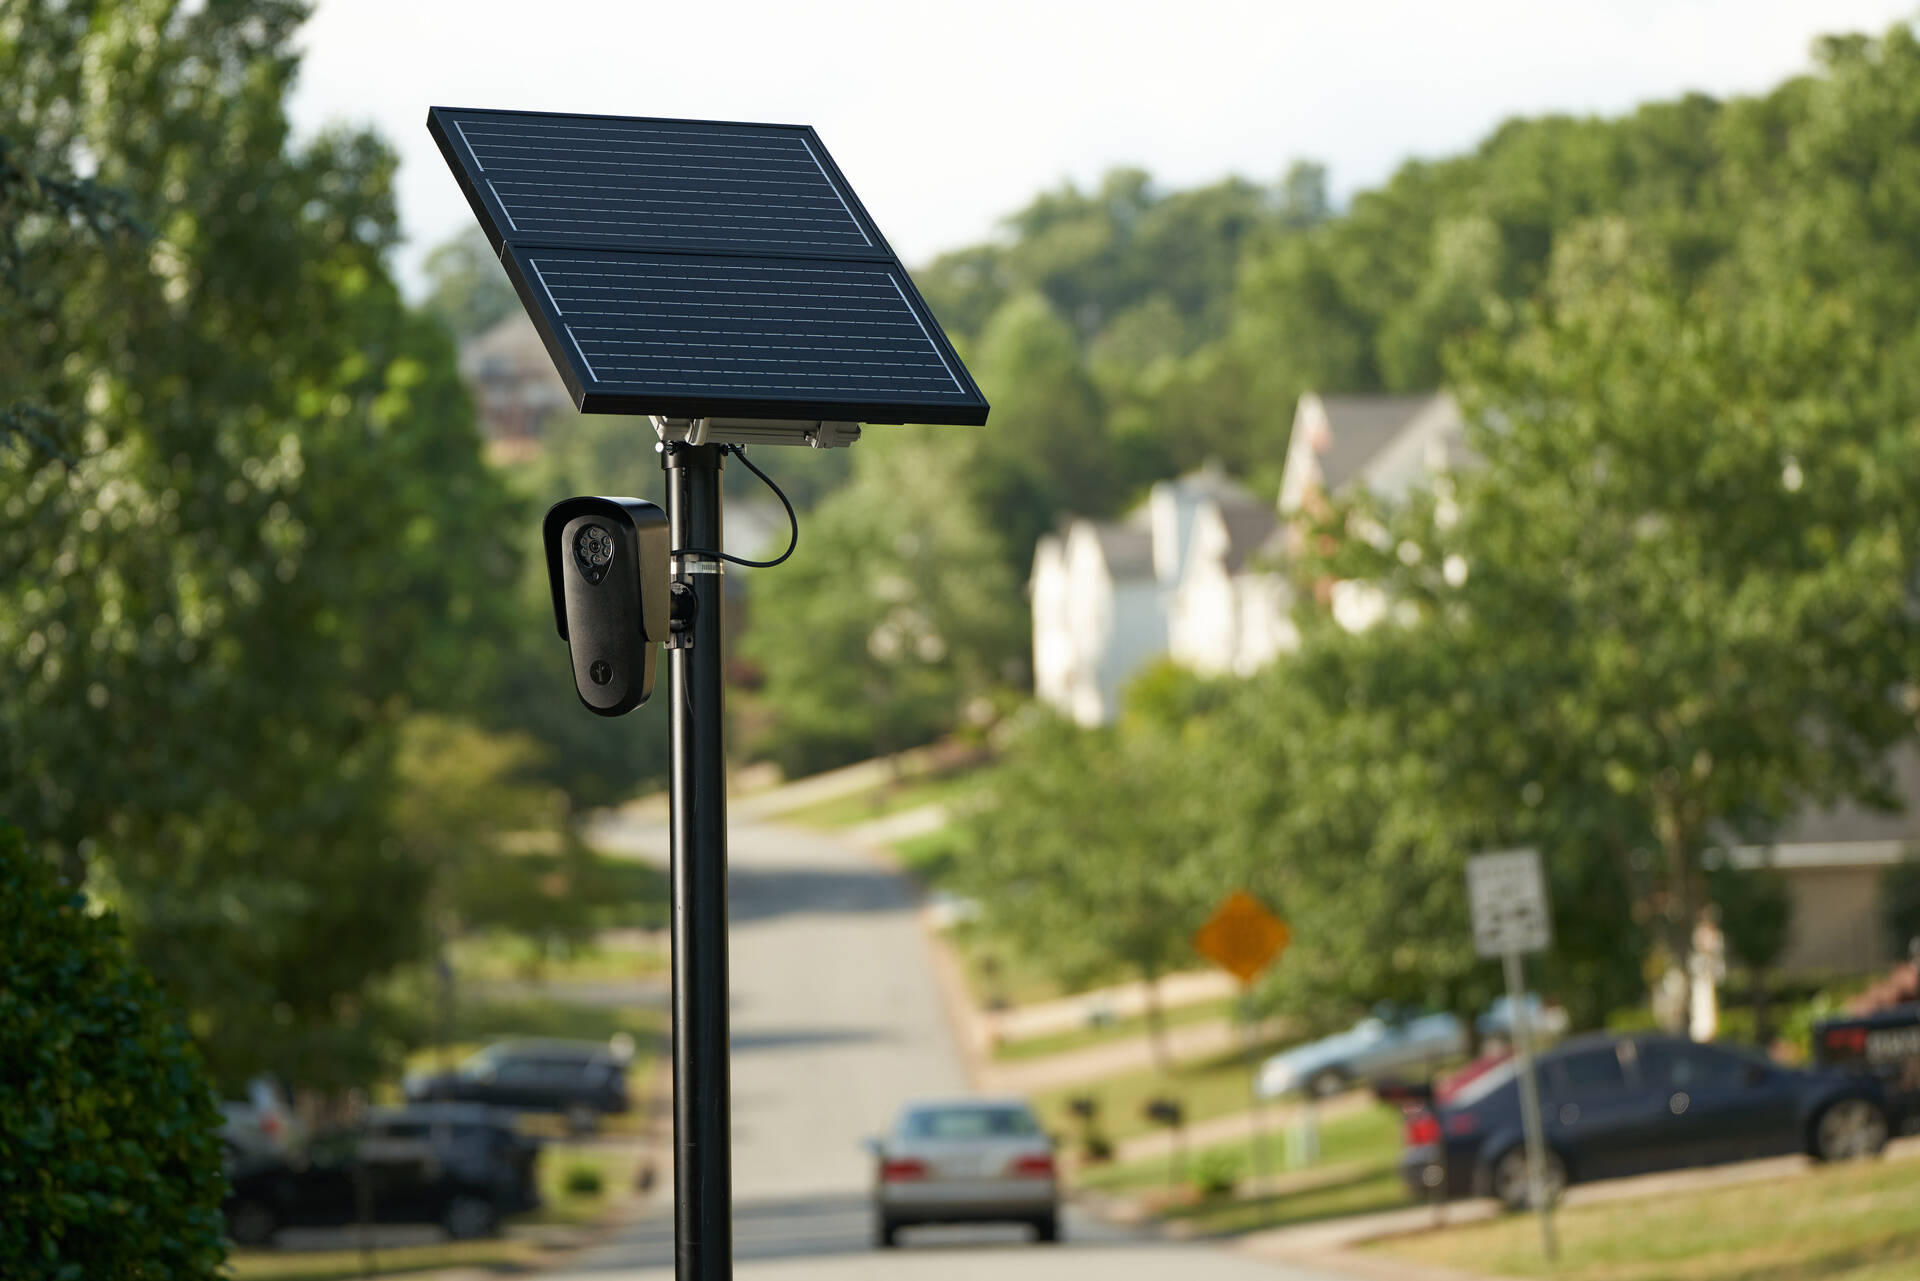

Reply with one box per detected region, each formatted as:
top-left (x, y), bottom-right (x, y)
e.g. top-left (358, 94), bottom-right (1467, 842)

top-left (650, 416), bottom-right (862, 450)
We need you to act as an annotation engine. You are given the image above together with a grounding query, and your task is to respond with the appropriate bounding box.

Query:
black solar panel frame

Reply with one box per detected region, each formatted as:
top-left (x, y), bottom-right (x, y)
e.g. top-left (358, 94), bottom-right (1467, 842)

top-left (428, 106), bottom-right (988, 427)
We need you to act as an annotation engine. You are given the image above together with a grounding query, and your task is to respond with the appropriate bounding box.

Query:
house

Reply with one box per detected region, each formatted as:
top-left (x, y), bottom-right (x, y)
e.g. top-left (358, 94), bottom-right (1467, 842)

top-left (1279, 391), bottom-right (1472, 517)
top-left (1031, 516), bottom-right (1164, 728)
top-left (458, 313), bottom-right (573, 464)
top-left (1165, 472), bottom-right (1290, 676)
top-left (1730, 745), bottom-right (1920, 974)
top-left (1031, 391), bottom-right (1469, 725)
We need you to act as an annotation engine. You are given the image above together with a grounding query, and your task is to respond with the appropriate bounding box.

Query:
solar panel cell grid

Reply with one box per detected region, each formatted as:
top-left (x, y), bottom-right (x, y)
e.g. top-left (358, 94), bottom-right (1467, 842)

top-left (520, 248), bottom-right (972, 405)
top-left (428, 106), bottom-right (988, 426)
top-left (452, 114), bottom-right (875, 255)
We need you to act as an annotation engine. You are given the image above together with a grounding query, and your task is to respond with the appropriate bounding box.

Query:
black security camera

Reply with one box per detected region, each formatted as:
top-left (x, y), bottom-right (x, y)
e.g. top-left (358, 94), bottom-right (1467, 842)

top-left (542, 496), bottom-right (670, 715)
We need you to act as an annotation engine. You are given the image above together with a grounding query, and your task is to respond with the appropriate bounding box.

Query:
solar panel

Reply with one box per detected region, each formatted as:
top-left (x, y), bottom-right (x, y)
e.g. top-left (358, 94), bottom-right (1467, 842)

top-left (428, 107), bottom-right (988, 428)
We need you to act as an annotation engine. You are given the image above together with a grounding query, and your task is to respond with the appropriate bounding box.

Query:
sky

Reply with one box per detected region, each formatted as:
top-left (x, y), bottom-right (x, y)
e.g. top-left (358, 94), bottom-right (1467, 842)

top-left (286, 0), bottom-right (1916, 294)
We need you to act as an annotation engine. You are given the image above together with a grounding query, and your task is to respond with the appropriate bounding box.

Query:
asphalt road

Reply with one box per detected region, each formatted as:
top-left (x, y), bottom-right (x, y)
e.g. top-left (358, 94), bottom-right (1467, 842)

top-left (547, 812), bottom-right (1338, 1281)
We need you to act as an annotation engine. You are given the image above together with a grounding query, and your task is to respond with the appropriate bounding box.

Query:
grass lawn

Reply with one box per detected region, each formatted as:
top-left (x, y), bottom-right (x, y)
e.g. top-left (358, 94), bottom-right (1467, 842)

top-left (451, 931), bottom-right (666, 985)
top-left (993, 997), bottom-right (1236, 1062)
top-left (1373, 1154), bottom-right (1920, 1281)
top-left (1027, 1028), bottom-right (1304, 1143)
top-left (771, 768), bottom-right (982, 830)
top-left (1078, 1104), bottom-right (1411, 1235)
top-left (530, 1140), bottom-right (643, 1224)
top-left (892, 825), bottom-right (966, 884)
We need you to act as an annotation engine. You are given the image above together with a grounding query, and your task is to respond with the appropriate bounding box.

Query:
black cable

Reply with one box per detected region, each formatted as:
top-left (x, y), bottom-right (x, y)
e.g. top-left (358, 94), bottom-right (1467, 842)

top-left (672, 442), bottom-right (799, 568)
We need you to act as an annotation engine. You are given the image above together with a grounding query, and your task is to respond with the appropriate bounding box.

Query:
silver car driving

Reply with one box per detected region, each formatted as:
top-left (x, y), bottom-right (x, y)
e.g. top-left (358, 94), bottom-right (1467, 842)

top-left (869, 1097), bottom-right (1058, 1247)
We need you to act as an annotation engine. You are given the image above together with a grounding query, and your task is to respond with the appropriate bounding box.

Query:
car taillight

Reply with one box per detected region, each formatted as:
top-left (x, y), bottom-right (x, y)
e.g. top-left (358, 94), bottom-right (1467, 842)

top-left (1826, 1027), bottom-right (1868, 1055)
top-left (1007, 1153), bottom-right (1055, 1178)
top-left (880, 1158), bottom-right (928, 1182)
top-left (1404, 1111), bottom-right (1442, 1147)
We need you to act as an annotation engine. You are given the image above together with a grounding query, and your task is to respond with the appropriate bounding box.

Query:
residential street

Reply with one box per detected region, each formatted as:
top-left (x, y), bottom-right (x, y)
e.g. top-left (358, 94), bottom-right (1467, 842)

top-left (550, 810), bottom-right (1344, 1280)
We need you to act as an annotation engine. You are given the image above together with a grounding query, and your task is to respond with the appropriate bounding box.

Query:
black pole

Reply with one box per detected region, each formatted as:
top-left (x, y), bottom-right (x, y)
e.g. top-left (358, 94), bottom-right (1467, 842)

top-left (664, 441), bottom-right (732, 1280)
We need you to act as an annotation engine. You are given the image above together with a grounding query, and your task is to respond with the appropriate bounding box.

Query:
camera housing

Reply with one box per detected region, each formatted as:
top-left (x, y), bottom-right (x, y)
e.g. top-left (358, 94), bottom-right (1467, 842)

top-left (542, 496), bottom-right (670, 715)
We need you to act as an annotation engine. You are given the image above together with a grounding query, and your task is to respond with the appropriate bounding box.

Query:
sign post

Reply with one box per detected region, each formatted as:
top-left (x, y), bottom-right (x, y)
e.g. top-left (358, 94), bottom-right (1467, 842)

top-left (1466, 848), bottom-right (1555, 1263)
top-left (1193, 890), bottom-right (1290, 1204)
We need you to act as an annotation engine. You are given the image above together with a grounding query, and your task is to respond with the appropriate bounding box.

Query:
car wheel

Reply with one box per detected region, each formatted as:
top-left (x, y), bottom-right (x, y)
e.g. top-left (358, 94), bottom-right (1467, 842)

top-left (1306, 1067), bottom-right (1349, 1099)
top-left (1813, 1098), bottom-right (1888, 1163)
top-left (1488, 1145), bottom-right (1565, 1213)
top-left (564, 1103), bottom-right (601, 1135)
top-left (225, 1198), bottom-right (278, 1248)
top-left (875, 1215), bottom-right (903, 1248)
top-left (1032, 1212), bottom-right (1060, 1243)
top-left (442, 1194), bottom-right (500, 1240)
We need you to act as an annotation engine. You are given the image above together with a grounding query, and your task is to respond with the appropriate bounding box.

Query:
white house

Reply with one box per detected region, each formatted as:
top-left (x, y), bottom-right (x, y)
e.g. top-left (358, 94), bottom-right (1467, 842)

top-left (1030, 516), bottom-right (1164, 727)
top-left (1032, 391), bottom-right (1468, 724)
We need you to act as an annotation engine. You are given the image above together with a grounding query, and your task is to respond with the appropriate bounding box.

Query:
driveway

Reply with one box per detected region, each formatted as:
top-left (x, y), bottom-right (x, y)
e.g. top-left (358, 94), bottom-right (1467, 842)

top-left (545, 810), bottom-right (1347, 1280)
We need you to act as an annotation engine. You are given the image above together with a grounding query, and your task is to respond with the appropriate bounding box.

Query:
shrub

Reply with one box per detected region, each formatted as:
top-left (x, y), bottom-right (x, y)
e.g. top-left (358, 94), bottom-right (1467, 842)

top-left (563, 1161), bottom-right (606, 1197)
top-left (1190, 1148), bottom-right (1244, 1199)
top-left (0, 824), bottom-right (228, 1278)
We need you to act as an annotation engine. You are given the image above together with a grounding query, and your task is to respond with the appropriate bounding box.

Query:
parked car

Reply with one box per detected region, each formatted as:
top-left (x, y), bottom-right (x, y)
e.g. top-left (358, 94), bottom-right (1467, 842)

top-left (223, 1104), bottom-right (541, 1246)
top-left (1259, 1004), bottom-right (1470, 1099)
top-left (1399, 1032), bottom-right (1890, 1209)
top-left (1478, 994), bottom-right (1570, 1041)
top-left (1813, 1004), bottom-right (1920, 1133)
top-left (218, 1075), bottom-right (302, 1166)
top-left (404, 1038), bottom-right (629, 1131)
top-left (1261, 997), bottom-right (1570, 1101)
top-left (868, 1097), bottom-right (1058, 1247)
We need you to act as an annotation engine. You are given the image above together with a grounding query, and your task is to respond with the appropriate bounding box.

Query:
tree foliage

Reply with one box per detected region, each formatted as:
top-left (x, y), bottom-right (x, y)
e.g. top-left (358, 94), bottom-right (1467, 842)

top-left (0, 0), bottom-right (566, 1090)
top-left (0, 824), bottom-right (227, 1279)
top-left (419, 224), bottom-right (521, 344)
top-left (942, 21), bottom-right (1920, 1034)
top-left (739, 433), bottom-right (1023, 775)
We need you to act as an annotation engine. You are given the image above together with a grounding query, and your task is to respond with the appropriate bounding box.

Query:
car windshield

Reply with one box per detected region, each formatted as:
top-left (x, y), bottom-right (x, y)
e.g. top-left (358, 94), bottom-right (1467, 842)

top-left (456, 1049), bottom-right (499, 1080)
top-left (901, 1106), bottom-right (1039, 1140)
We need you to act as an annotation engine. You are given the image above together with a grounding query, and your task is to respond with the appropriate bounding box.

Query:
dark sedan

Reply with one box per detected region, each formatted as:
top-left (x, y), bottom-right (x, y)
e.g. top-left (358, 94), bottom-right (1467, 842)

top-left (405, 1038), bottom-right (629, 1131)
top-left (1400, 1032), bottom-right (1889, 1209)
top-left (224, 1104), bottom-right (540, 1246)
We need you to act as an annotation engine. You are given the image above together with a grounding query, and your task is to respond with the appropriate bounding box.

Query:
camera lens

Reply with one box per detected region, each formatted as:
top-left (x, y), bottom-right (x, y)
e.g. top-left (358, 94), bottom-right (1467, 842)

top-left (589, 660), bottom-right (612, 686)
top-left (575, 524), bottom-right (616, 584)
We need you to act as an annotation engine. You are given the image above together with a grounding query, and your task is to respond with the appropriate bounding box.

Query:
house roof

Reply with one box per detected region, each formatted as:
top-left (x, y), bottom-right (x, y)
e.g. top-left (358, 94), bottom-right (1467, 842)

top-left (1315, 393), bottom-right (1441, 493)
top-left (1216, 498), bottom-right (1280, 573)
top-left (1088, 523), bottom-right (1155, 580)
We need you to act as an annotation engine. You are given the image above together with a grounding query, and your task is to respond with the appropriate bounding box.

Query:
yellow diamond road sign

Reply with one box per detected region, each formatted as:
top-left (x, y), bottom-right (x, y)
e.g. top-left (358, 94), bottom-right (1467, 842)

top-left (1193, 889), bottom-right (1290, 984)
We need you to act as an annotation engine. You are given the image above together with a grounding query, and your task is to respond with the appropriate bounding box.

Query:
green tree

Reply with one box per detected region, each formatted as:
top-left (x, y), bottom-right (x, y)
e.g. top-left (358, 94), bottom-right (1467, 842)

top-left (1881, 854), bottom-right (1920, 961)
top-left (0, 824), bottom-right (227, 1278)
top-left (739, 433), bottom-right (1024, 775)
top-left (1, 0), bottom-right (526, 1087)
top-left (1296, 195), bottom-right (1919, 1025)
top-left (1709, 860), bottom-right (1792, 1042)
top-left (957, 713), bottom-right (1245, 1066)
top-left (420, 224), bottom-right (521, 343)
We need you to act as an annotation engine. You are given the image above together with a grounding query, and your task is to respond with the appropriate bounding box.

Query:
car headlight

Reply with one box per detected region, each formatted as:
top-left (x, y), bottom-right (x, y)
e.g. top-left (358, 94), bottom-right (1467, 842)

top-left (1258, 1063), bottom-right (1296, 1096)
